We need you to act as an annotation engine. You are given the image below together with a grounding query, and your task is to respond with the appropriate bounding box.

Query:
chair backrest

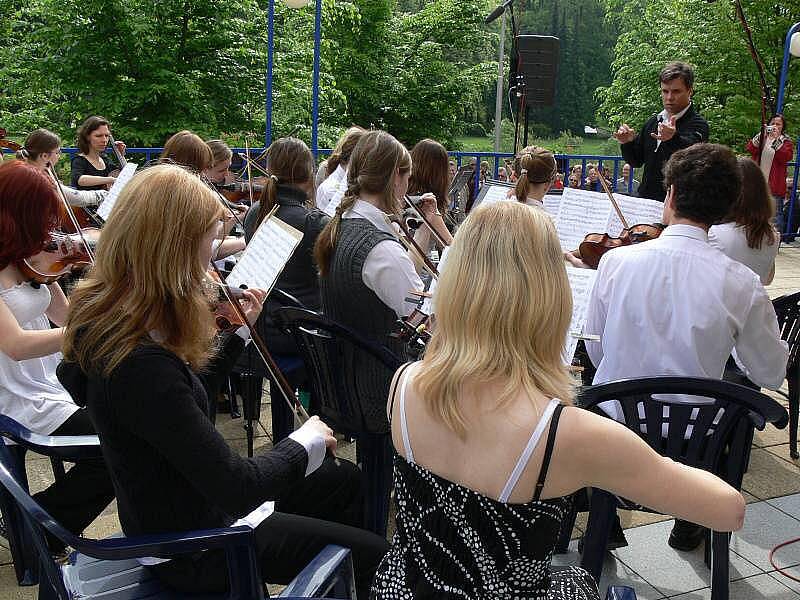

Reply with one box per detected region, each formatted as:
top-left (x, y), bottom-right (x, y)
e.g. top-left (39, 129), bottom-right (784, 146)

top-left (273, 306), bottom-right (402, 434)
top-left (579, 377), bottom-right (788, 490)
top-left (773, 291), bottom-right (800, 373)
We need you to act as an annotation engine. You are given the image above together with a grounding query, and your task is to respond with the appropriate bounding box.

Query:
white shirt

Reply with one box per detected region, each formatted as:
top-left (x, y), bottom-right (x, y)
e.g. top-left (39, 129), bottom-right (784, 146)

top-left (316, 164), bottom-right (347, 214)
top-left (342, 199), bottom-right (423, 317)
top-left (585, 225), bottom-right (788, 408)
top-left (708, 222), bottom-right (778, 285)
top-left (0, 283), bottom-right (79, 434)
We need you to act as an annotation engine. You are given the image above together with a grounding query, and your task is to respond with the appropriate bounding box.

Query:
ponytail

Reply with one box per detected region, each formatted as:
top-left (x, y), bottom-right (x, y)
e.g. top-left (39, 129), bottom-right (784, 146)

top-left (256, 174), bottom-right (280, 226)
top-left (514, 170), bottom-right (530, 203)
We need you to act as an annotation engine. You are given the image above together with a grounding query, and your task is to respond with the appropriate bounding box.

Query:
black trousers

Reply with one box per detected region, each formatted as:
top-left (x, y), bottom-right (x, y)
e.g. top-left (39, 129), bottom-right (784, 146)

top-left (153, 456), bottom-right (390, 599)
top-left (30, 409), bottom-right (116, 548)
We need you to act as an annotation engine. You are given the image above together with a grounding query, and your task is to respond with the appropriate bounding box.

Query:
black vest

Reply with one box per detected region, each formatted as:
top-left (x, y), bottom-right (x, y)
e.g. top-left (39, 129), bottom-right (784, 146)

top-left (321, 218), bottom-right (407, 433)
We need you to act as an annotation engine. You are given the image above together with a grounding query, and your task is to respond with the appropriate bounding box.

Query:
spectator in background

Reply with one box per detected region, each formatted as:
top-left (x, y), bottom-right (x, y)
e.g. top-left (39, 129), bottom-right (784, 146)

top-left (480, 160), bottom-right (490, 184)
top-left (552, 172), bottom-right (565, 190)
top-left (616, 163), bottom-right (640, 195)
top-left (747, 114), bottom-right (793, 235)
top-left (568, 173), bottom-right (581, 189)
top-left (498, 166), bottom-right (509, 182)
top-left (584, 164), bottom-right (602, 192)
top-left (448, 160), bottom-right (457, 181)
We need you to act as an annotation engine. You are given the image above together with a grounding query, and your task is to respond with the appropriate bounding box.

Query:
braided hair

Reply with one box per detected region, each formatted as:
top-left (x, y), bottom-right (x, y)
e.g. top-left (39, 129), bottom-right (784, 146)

top-left (314, 130), bottom-right (411, 276)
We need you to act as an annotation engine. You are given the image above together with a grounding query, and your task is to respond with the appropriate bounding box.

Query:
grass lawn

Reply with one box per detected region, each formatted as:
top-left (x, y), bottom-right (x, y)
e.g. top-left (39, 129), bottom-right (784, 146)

top-left (455, 136), bottom-right (619, 157)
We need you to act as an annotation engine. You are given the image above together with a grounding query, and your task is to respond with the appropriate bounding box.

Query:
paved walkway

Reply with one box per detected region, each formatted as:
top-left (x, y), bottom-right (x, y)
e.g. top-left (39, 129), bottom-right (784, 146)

top-left (2, 246), bottom-right (800, 598)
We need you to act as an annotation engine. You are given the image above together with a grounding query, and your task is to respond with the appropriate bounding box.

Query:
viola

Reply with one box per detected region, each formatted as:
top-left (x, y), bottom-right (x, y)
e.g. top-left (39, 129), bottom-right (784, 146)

top-left (205, 271), bottom-right (249, 331)
top-left (19, 228), bottom-right (100, 285)
top-left (392, 308), bottom-right (434, 359)
top-left (577, 223), bottom-right (664, 269)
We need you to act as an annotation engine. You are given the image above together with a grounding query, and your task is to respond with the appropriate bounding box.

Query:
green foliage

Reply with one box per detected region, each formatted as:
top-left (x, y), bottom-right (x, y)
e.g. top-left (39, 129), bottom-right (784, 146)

top-left (598, 0), bottom-right (800, 149)
top-left (0, 0), bottom-right (496, 150)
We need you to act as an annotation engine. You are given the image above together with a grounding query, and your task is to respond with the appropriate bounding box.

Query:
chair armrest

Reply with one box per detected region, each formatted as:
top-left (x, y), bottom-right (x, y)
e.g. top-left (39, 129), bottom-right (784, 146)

top-left (277, 544), bottom-right (352, 598)
top-left (0, 414), bottom-right (101, 461)
top-left (69, 525), bottom-right (257, 561)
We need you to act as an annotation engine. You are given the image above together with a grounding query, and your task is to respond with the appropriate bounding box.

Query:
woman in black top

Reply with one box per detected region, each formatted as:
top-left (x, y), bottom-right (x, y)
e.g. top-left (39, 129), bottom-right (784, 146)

top-left (59, 164), bottom-right (389, 597)
top-left (70, 115), bottom-right (126, 190)
top-left (244, 137), bottom-right (330, 352)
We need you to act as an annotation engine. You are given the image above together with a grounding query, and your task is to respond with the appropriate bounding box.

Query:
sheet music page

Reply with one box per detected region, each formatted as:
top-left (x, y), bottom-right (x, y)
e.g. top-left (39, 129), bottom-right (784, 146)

top-left (543, 194), bottom-right (561, 219)
top-left (227, 216), bottom-right (303, 292)
top-left (322, 179), bottom-right (347, 217)
top-left (563, 266), bottom-right (598, 364)
top-left (478, 184), bottom-right (515, 206)
top-left (605, 195), bottom-right (664, 236)
top-left (97, 163), bottom-right (137, 221)
top-left (554, 188), bottom-right (612, 251)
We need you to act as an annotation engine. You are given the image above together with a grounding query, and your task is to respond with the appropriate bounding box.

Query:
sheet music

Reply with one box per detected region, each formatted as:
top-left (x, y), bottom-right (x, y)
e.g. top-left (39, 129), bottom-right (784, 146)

top-left (605, 195), bottom-right (664, 236)
top-left (96, 163), bottom-right (137, 221)
top-left (563, 266), bottom-right (598, 364)
top-left (543, 194), bottom-right (561, 219)
top-left (480, 185), bottom-right (515, 205)
top-left (227, 216), bottom-right (303, 292)
top-left (322, 179), bottom-right (348, 217)
top-left (555, 188), bottom-right (612, 251)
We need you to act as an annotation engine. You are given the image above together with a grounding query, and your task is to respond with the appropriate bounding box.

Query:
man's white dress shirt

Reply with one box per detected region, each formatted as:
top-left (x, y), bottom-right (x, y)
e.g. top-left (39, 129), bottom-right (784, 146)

top-left (585, 224), bottom-right (788, 418)
top-left (342, 199), bottom-right (423, 318)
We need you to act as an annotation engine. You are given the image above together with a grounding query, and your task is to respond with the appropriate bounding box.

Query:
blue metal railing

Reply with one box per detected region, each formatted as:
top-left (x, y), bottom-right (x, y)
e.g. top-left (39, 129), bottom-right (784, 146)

top-left (4, 146), bottom-right (799, 238)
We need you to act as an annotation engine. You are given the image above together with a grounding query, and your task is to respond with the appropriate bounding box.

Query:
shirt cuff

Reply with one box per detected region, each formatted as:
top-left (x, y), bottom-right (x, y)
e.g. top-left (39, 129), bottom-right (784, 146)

top-left (234, 326), bottom-right (251, 342)
top-left (288, 426), bottom-right (326, 476)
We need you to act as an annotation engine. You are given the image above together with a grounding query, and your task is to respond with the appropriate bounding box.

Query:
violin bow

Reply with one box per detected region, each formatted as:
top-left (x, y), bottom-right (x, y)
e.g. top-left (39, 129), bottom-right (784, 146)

top-left (46, 165), bottom-right (96, 264)
top-left (244, 135), bottom-right (255, 206)
top-left (108, 133), bottom-right (127, 169)
top-left (404, 196), bottom-right (450, 249)
top-left (208, 199), bottom-right (311, 424)
top-left (384, 213), bottom-right (439, 280)
top-left (596, 169), bottom-right (630, 230)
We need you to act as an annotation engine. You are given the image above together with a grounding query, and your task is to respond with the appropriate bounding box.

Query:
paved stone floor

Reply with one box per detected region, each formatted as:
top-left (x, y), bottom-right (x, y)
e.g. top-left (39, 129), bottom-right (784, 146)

top-left (2, 245), bottom-right (800, 598)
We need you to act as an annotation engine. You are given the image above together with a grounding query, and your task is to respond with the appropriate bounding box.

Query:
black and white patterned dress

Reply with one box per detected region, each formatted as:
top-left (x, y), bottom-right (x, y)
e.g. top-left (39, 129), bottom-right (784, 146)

top-left (371, 367), bottom-right (600, 600)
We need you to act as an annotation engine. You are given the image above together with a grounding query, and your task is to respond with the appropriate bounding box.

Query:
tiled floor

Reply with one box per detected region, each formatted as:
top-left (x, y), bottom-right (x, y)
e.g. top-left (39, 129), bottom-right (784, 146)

top-left (1, 246), bottom-right (800, 598)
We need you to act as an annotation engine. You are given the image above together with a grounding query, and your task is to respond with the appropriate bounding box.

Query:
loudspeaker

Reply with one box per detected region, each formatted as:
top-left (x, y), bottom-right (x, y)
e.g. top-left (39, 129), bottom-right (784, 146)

top-left (514, 35), bottom-right (560, 108)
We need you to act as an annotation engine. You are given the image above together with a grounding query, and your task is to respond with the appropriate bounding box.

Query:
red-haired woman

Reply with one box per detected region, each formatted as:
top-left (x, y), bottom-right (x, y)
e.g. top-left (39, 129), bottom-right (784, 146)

top-left (0, 160), bottom-right (114, 551)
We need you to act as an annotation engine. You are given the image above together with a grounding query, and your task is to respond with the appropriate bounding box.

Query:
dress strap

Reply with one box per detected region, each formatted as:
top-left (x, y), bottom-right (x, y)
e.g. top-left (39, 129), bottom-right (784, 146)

top-left (498, 398), bottom-right (560, 503)
top-left (387, 362), bottom-right (414, 426)
top-left (398, 364), bottom-right (417, 463)
top-left (533, 403), bottom-right (565, 502)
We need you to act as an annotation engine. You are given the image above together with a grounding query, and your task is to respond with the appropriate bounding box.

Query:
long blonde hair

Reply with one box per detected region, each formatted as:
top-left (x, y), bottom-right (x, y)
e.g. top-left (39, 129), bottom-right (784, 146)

top-left (417, 201), bottom-right (574, 436)
top-left (63, 165), bottom-right (223, 375)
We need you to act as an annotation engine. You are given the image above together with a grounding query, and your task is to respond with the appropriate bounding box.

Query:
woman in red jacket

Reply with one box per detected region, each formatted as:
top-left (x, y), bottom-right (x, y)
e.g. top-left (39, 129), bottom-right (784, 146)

top-left (747, 114), bottom-right (794, 235)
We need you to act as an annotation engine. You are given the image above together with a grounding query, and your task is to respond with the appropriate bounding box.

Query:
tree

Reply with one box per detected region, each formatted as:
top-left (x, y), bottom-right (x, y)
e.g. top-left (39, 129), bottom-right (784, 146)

top-left (598, 0), bottom-right (800, 149)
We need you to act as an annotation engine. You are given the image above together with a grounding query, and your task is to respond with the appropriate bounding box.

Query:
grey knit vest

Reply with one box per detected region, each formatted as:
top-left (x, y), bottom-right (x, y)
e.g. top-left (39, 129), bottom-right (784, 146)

top-left (320, 218), bottom-right (407, 433)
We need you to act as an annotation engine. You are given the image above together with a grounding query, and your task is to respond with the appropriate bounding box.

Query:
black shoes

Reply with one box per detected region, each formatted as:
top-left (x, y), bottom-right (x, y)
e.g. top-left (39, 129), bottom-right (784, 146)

top-left (668, 519), bottom-right (708, 552)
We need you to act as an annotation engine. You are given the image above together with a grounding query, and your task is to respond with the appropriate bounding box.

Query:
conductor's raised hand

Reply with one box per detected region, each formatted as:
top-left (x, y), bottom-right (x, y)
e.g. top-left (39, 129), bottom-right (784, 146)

top-left (651, 116), bottom-right (677, 142)
top-left (613, 124), bottom-right (636, 144)
top-left (300, 415), bottom-right (337, 454)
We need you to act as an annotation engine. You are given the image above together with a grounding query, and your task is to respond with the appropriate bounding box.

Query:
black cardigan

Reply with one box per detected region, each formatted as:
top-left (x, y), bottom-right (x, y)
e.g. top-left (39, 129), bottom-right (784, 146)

top-left (56, 336), bottom-right (308, 539)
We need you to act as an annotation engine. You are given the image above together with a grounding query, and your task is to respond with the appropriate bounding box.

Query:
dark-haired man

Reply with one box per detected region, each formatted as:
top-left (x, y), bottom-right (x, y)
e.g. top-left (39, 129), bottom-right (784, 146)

top-left (584, 143), bottom-right (788, 551)
top-left (614, 61), bottom-right (709, 200)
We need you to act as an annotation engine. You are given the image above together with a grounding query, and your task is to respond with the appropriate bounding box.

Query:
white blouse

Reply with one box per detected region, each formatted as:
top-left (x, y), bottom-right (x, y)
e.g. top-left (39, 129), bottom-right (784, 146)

top-left (708, 222), bottom-right (778, 285)
top-left (0, 283), bottom-right (78, 434)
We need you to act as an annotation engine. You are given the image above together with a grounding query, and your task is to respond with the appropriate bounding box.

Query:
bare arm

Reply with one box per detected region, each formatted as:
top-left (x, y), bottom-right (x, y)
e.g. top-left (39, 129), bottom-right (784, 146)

top-left (44, 283), bottom-right (69, 326)
top-left (78, 175), bottom-right (115, 187)
top-left (0, 296), bottom-right (64, 361)
top-left (562, 410), bottom-right (745, 533)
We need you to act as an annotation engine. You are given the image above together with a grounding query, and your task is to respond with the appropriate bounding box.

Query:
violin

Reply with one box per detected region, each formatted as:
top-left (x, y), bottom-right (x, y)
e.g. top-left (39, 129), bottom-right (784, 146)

top-left (577, 223), bottom-right (664, 269)
top-left (392, 307), bottom-right (434, 359)
top-left (385, 213), bottom-right (440, 279)
top-left (572, 167), bottom-right (664, 269)
top-left (205, 270), bottom-right (249, 331)
top-left (19, 228), bottom-right (100, 285)
top-left (217, 179), bottom-right (264, 205)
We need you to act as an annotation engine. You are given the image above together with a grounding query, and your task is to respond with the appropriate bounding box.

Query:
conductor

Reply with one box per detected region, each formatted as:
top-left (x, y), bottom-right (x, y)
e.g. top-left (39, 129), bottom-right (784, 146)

top-left (613, 62), bottom-right (709, 201)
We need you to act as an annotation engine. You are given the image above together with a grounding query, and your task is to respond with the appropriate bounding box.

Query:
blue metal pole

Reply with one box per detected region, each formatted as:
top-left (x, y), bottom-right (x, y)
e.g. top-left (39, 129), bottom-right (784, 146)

top-left (311, 0), bottom-right (322, 157)
top-left (265, 0), bottom-right (275, 147)
top-left (776, 23), bottom-right (800, 113)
